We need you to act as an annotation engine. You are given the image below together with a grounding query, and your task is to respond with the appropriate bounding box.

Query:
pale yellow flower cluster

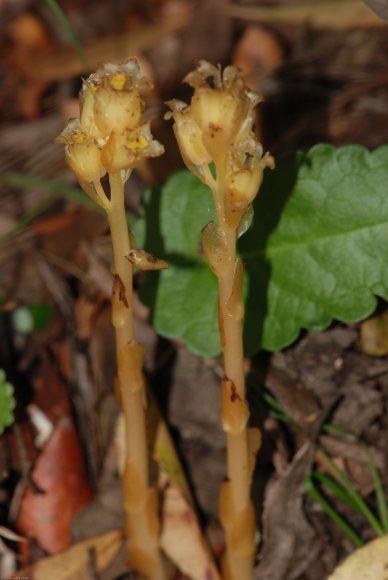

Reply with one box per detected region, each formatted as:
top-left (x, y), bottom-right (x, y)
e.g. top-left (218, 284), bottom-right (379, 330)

top-left (56, 60), bottom-right (164, 208)
top-left (166, 60), bottom-right (274, 228)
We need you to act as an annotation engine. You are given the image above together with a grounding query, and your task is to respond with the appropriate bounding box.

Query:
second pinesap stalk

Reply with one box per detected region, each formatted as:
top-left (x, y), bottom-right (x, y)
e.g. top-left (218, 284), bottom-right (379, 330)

top-left (108, 171), bottom-right (160, 577)
top-left (56, 60), bottom-right (167, 578)
top-left (166, 60), bottom-right (274, 578)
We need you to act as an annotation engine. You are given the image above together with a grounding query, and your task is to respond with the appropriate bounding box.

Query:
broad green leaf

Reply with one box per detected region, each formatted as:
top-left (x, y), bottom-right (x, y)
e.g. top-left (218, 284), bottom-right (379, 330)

top-left (242, 143), bottom-right (388, 352)
top-left (134, 173), bottom-right (220, 356)
top-left (0, 370), bottom-right (16, 435)
top-left (137, 144), bottom-right (388, 356)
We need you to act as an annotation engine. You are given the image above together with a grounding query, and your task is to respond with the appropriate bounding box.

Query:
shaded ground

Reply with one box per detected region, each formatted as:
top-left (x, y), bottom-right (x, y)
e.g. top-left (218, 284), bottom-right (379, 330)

top-left (0, 1), bottom-right (387, 578)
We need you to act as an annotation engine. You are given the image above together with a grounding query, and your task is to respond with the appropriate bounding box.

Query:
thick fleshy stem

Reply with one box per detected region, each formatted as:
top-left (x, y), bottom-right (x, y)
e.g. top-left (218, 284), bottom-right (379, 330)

top-left (107, 171), bottom-right (167, 579)
top-left (207, 175), bottom-right (261, 580)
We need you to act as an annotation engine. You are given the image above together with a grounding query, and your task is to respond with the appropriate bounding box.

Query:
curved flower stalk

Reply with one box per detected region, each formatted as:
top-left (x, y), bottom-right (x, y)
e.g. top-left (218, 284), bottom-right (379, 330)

top-left (166, 60), bottom-right (274, 580)
top-left (56, 59), bottom-right (167, 579)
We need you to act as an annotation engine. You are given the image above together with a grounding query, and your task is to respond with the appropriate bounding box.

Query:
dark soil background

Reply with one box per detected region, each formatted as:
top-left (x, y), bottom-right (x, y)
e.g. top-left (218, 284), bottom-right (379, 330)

top-left (0, 1), bottom-right (387, 578)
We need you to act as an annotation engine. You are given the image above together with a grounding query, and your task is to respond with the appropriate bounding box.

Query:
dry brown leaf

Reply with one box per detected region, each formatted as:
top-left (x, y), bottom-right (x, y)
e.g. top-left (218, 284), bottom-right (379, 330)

top-left (329, 534), bottom-right (388, 579)
top-left (75, 294), bottom-right (105, 342)
top-left (359, 310), bottom-right (388, 356)
top-left (226, 0), bottom-right (385, 28)
top-left (232, 25), bottom-right (285, 91)
top-left (254, 442), bottom-right (319, 580)
top-left (17, 528), bottom-right (123, 580)
top-left (154, 418), bottom-right (220, 579)
top-left (27, 16), bottom-right (189, 83)
top-left (16, 417), bottom-right (93, 554)
top-left (114, 394), bottom-right (220, 578)
top-left (160, 482), bottom-right (220, 580)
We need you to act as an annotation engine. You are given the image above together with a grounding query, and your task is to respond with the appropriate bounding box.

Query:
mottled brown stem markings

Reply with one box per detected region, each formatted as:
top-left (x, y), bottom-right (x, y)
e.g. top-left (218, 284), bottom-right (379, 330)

top-left (107, 171), bottom-right (166, 579)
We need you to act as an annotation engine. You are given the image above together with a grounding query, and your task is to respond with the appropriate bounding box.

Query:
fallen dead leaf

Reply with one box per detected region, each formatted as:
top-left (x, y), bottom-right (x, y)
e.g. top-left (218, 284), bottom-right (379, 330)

top-left (360, 310), bottom-right (388, 356)
top-left (232, 25), bottom-right (285, 91)
top-left (114, 392), bottom-right (220, 578)
top-left (328, 533), bottom-right (388, 579)
top-left (27, 16), bottom-right (189, 83)
top-left (160, 482), bottom-right (220, 580)
top-left (155, 418), bottom-right (220, 579)
top-left (225, 1), bottom-right (385, 28)
top-left (16, 416), bottom-right (93, 554)
top-left (254, 442), bottom-right (320, 580)
top-left (17, 528), bottom-right (123, 580)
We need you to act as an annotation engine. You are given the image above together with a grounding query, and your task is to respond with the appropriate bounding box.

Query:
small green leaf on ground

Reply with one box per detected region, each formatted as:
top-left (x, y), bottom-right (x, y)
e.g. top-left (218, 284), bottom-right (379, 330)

top-left (0, 370), bottom-right (16, 435)
top-left (137, 144), bottom-right (388, 357)
top-left (12, 305), bottom-right (52, 334)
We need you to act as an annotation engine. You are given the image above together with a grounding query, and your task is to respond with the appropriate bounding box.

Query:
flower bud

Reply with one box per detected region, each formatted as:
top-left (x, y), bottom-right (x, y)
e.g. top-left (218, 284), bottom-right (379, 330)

top-left (183, 60), bottom-right (261, 161)
top-left (101, 122), bottom-right (164, 173)
top-left (56, 119), bottom-right (105, 184)
top-left (190, 88), bottom-right (250, 161)
top-left (93, 85), bottom-right (144, 135)
top-left (165, 100), bottom-right (211, 181)
top-left (80, 59), bottom-right (152, 139)
top-left (79, 86), bottom-right (104, 141)
top-left (224, 134), bottom-right (274, 227)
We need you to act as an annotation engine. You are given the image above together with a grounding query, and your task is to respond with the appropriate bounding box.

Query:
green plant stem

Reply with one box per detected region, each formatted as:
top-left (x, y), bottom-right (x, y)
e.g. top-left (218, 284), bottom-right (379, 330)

top-left (106, 171), bottom-right (166, 579)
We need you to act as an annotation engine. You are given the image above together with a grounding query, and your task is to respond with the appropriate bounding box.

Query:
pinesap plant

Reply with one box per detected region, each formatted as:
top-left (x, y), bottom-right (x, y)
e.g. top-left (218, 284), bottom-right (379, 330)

top-left (56, 60), bottom-right (168, 578)
top-left (56, 57), bottom-right (388, 579)
top-left (165, 60), bottom-right (274, 578)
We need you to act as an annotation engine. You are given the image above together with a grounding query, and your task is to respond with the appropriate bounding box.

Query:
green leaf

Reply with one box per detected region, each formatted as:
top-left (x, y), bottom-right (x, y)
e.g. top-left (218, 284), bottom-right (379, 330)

top-left (311, 472), bottom-right (363, 514)
top-left (0, 173), bottom-right (98, 209)
top-left (242, 143), bottom-right (388, 352)
top-left (363, 445), bottom-right (388, 533)
top-left (11, 305), bottom-right (52, 334)
top-left (137, 145), bottom-right (388, 357)
top-left (135, 172), bottom-right (220, 356)
top-left (317, 445), bottom-right (384, 536)
top-left (0, 370), bottom-right (16, 435)
top-left (44, 0), bottom-right (87, 67)
top-left (304, 473), bottom-right (364, 548)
